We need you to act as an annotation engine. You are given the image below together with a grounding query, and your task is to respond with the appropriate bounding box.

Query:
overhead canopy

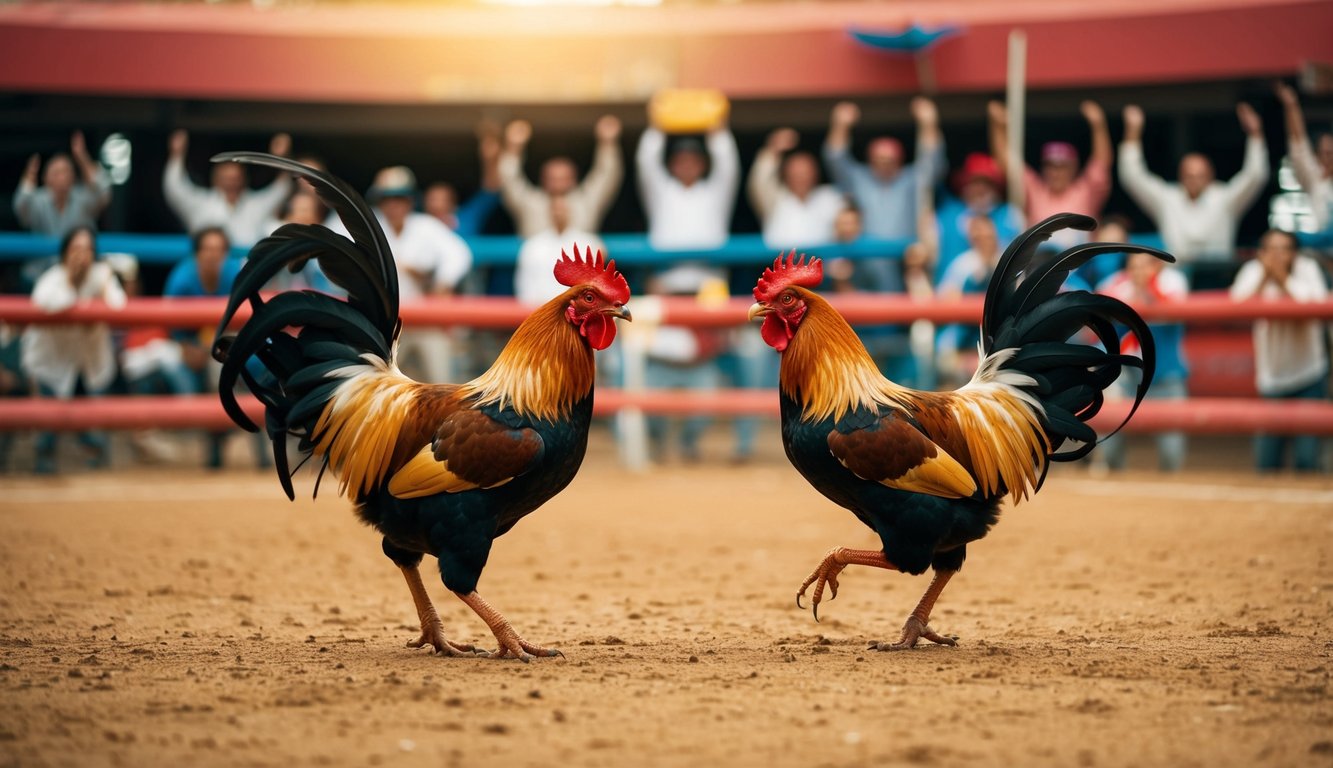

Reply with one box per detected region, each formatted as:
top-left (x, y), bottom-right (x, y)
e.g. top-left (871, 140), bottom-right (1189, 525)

top-left (0, 0), bottom-right (1328, 104)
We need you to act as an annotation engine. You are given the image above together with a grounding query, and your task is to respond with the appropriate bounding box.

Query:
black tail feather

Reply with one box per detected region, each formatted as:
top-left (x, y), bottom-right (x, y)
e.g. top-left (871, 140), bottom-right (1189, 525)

top-left (983, 214), bottom-right (1174, 463)
top-left (209, 154), bottom-right (399, 496)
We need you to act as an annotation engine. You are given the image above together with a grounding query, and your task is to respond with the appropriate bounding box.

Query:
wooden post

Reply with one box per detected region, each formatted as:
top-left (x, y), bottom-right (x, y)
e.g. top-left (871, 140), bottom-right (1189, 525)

top-left (1005, 29), bottom-right (1027, 213)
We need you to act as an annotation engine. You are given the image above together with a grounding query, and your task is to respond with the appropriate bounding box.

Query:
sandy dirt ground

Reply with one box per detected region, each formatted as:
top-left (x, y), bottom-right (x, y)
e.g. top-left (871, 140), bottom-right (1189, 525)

top-left (1, 430), bottom-right (1331, 768)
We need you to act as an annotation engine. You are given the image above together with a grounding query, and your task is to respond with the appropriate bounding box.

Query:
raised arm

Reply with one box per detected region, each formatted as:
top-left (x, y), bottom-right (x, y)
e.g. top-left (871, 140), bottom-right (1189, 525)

top-left (1082, 101), bottom-right (1113, 172)
top-left (13, 154), bottom-right (40, 227)
top-left (578, 115), bottom-right (624, 221)
top-left (1224, 103), bottom-right (1271, 217)
top-left (1275, 83), bottom-right (1327, 226)
top-left (476, 120), bottom-right (502, 192)
top-left (498, 120), bottom-right (542, 210)
top-left (911, 96), bottom-right (947, 187)
top-left (986, 100), bottom-right (1013, 177)
top-left (161, 130), bottom-right (209, 223)
top-left (705, 124), bottom-right (740, 195)
top-left (70, 131), bottom-right (112, 213)
top-left (635, 125), bottom-right (671, 212)
top-left (249, 133), bottom-right (294, 216)
top-left (823, 101), bottom-right (863, 192)
top-left (748, 128), bottom-right (797, 220)
top-left (1116, 105), bottom-right (1171, 222)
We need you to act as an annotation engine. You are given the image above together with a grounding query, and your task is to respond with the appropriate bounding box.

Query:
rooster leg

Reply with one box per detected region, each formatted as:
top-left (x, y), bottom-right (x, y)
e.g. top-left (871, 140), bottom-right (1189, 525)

top-left (399, 565), bottom-right (478, 657)
top-left (796, 547), bottom-right (899, 622)
top-left (870, 569), bottom-right (959, 651)
top-left (458, 591), bottom-right (562, 663)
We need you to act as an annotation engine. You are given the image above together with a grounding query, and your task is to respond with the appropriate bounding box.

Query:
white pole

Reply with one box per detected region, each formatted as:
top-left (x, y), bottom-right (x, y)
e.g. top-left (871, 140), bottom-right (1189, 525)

top-left (1006, 29), bottom-right (1027, 214)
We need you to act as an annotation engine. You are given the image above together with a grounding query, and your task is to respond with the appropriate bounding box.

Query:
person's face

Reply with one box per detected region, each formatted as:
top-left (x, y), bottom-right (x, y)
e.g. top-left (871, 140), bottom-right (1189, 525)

top-left (196, 231), bottom-right (228, 283)
top-left (62, 230), bottom-right (94, 277)
top-left (541, 159), bottom-right (577, 196)
top-left (867, 141), bottom-right (902, 180)
top-left (1125, 251), bottom-right (1160, 287)
top-left (378, 196), bottom-right (412, 230)
top-left (1318, 134), bottom-right (1333, 177)
top-left (668, 150), bottom-right (706, 187)
top-left (1257, 231), bottom-right (1297, 273)
top-left (1095, 222), bottom-right (1128, 244)
top-left (962, 178), bottom-right (998, 211)
top-left (294, 156), bottom-right (325, 196)
top-left (44, 156), bottom-right (75, 194)
top-left (424, 185), bottom-right (456, 221)
top-left (1178, 154), bottom-right (1214, 199)
top-left (1041, 160), bottom-right (1077, 194)
top-left (782, 153), bottom-right (819, 198)
top-left (833, 209), bottom-right (862, 243)
top-left (287, 194), bottom-right (322, 226)
top-left (967, 217), bottom-right (998, 256)
top-left (212, 163), bottom-right (246, 197)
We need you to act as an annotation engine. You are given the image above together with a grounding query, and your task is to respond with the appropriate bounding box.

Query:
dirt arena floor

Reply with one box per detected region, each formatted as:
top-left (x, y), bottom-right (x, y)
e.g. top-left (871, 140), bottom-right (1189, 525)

top-left (1, 429), bottom-right (1330, 768)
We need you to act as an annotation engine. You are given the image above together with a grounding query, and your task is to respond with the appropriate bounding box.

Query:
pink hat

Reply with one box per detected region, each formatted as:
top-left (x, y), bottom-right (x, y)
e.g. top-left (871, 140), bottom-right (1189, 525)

top-left (1040, 141), bottom-right (1079, 165)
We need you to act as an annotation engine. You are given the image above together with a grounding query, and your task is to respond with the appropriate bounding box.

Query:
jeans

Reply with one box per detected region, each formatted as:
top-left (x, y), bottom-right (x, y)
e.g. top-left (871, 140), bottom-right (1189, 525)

top-left (645, 358), bottom-right (721, 461)
top-left (1256, 377), bottom-right (1328, 472)
top-left (34, 380), bottom-right (108, 473)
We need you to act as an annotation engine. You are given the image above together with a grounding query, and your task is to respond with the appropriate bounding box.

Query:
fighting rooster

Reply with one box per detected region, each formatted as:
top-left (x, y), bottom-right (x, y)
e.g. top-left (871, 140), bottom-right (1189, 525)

top-left (211, 153), bottom-right (630, 661)
top-left (749, 214), bottom-right (1171, 650)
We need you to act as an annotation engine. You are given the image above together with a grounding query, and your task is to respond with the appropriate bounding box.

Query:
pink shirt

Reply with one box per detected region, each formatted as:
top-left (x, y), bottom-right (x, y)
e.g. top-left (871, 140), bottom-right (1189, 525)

top-left (1023, 160), bottom-right (1111, 223)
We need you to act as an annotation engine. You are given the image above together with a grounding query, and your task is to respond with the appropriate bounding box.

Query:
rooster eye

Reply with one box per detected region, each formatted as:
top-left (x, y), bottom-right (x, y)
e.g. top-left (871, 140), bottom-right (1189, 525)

top-left (781, 293), bottom-right (794, 305)
top-left (583, 291), bottom-right (595, 303)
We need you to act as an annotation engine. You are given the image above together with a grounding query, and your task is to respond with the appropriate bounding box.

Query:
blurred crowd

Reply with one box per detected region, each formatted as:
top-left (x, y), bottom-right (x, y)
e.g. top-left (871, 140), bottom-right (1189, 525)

top-left (3, 85), bottom-right (1330, 474)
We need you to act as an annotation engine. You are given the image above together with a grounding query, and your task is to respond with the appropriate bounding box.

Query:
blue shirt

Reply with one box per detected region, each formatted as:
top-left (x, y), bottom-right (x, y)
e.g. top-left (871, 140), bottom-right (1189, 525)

top-left (823, 142), bottom-right (945, 241)
top-left (164, 257), bottom-right (242, 345)
top-left (934, 197), bottom-right (1024, 284)
top-left (453, 189), bottom-right (501, 238)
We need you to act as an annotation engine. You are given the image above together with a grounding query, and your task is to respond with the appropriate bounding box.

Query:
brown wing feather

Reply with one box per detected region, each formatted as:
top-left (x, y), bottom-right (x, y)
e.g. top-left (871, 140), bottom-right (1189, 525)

top-left (387, 408), bottom-right (543, 500)
top-left (827, 412), bottom-right (978, 498)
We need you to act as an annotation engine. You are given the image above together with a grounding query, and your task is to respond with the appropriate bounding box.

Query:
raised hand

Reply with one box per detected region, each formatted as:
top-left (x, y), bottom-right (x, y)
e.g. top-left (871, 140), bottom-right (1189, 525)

top-left (910, 96), bottom-right (938, 127)
top-left (168, 129), bottom-right (188, 158)
top-left (766, 127), bottom-right (799, 154)
top-left (1080, 100), bottom-right (1106, 126)
top-left (1274, 82), bottom-right (1298, 109)
top-left (505, 120), bottom-right (533, 149)
top-left (70, 131), bottom-right (89, 160)
top-left (1122, 105), bottom-right (1145, 141)
top-left (987, 100), bottom-right (1007, 126)
top-left (23, 154), bottom-right (40, 184)
top-left (831, 101), bottom-right (860, 128)
top-left (1236, 102), bottom-right (1262, 137)
top-left (594, 115), bottom-right (622, 143)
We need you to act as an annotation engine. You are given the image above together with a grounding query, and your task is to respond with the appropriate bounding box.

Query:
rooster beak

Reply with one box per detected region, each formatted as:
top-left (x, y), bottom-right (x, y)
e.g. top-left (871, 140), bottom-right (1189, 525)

top-left (748, 302), bottom-right (771, 321)
top-left (606, 304), bottom-right (632, 322)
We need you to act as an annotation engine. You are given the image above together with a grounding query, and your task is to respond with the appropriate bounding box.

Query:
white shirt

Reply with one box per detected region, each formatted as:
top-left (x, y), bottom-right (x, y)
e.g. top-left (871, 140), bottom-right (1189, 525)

top-left (22, 261), bottom-right (127, 398)
top-left (1118, 137), bottom-right (1269, 264)
top-left (515, 229), bottom-right (605, 307)
top-left (747, 150), bottom-right (847, 248)
top-left (636, 127), bottom-right (739, 251)
top-left (1230, 255), bottom-right (1329, 393)
top-left (1289, 137), bottom-right (1333, 230)
top-left (937, 248), bottom-right (997, 296)
top-left (162, 157), bottom-right (292, 246)
top-left (331, 212), bottom-right (473, 302)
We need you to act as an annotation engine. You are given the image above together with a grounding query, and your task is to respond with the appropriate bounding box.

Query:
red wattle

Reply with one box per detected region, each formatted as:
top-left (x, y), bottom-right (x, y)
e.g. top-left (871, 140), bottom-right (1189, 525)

top-left (581, 314), bottom-right (617, 350)
top-left (760, 314), bottom-right (790, 352)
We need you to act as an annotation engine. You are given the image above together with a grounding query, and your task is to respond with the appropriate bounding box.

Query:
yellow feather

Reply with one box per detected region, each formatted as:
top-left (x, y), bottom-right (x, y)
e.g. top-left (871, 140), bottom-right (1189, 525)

top-left (883, 450), bottom-right (978, 498)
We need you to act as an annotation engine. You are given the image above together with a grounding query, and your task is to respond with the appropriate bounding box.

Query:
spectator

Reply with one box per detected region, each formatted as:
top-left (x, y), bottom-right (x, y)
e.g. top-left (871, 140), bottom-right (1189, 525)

top-left (822, 97), bottom-right (945, 247)
top-left (105, 254), bottom-right (190, 464)
top-left (1096, 250), bottom-right (1190, 472)
top-left (935, 152), bottom-right (1024, 281)
top-left (500, 116), bottom-right (623, 239)
top-left (163, 227), bottom-right (250, 470)
top-left (748, 128), bottom-right (847, 248)
top-left (350, 165), bottom-right (473, 384)
top-left (163, 130), bottom-right (293, 247)
top-left (988, 100), bottom-right (1112, 247)
top-left (1275, 82), bottom-right (1333, 232)
top-left (1080, 214), bottom-right (1136, 288)
top-left (1229, 229), bottom-right (1329, 472)
top-left (263, 192), bottom-right (339, 294)
top-left (637, 111), bottom-right (741, 461)
top-left (514, 195), bottom-right (605, 307)
top-left (1119, 103), bottom-right (1269, 289)
top-left (21, 227), bottom-right (125, 474)
top-left (827, 207), bottom-right (918, 386)
top-left (936, 216), bottom-right (1003, 386)
top-left (425, 121), bottom-right (504, 238)
top-left (13, 131), bottom-right (112, 237)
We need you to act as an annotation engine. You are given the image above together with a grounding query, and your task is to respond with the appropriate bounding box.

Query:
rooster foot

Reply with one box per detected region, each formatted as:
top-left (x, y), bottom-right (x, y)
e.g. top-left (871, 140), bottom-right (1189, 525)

top-left (795, 548), bottom-right (848, 622)
top-left (478, 630), bottom-right (564, 663)
top-left (407, 621), bottom-right (480, 657)
top-left (868, 616), bottom-right (958, 651)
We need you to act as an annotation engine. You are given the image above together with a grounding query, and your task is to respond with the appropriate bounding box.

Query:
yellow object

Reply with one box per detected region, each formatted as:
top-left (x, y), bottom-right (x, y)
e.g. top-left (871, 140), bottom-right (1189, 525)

top-left (650, 89), bottom-right (730, 134)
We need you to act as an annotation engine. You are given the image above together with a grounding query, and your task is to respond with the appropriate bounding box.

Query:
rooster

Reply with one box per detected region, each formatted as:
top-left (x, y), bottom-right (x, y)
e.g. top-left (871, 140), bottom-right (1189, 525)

top-left (748, 214), bottom-right (1171, 650)
top-left (211, 153), bottom-right (631, 661)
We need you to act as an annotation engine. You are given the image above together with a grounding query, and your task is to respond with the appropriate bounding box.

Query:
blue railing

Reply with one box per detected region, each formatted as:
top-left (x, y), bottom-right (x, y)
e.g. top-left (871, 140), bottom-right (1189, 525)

top-left (0, 231), bottom-right (920, 267)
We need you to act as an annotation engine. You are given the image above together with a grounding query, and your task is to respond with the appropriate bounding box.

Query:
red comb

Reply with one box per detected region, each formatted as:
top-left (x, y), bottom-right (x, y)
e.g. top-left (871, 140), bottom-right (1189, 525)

top-left (753, 250), bottom-right (823, 302)
top-left (553, 244), bottom-right (630, 305)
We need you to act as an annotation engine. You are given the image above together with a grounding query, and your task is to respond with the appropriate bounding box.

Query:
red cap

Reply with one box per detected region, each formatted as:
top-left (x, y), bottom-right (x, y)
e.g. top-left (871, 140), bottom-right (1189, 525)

top-left (954, 152), bottom-right (1002, 190)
